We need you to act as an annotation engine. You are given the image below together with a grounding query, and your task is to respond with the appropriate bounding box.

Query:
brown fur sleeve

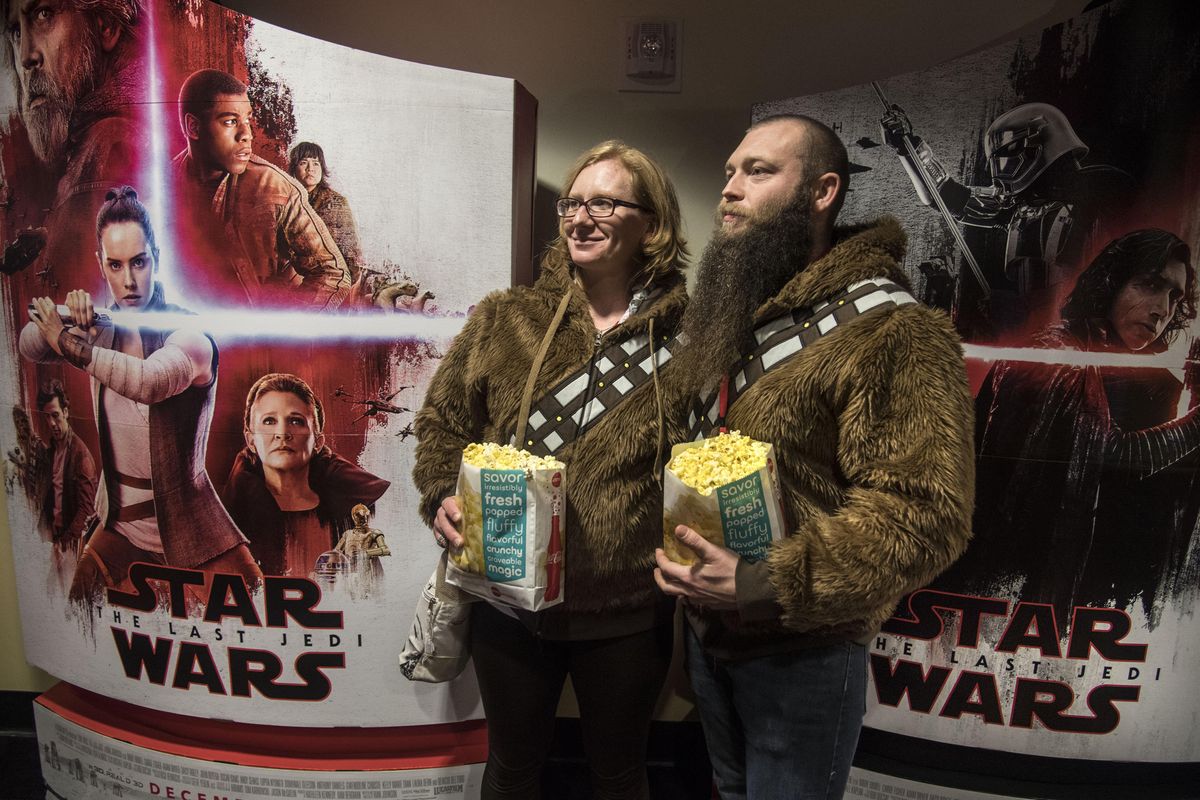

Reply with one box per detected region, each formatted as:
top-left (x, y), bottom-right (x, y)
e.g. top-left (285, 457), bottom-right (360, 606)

top-left (766, 307), bottom-right (975, 632)
top-left (411, 295), bottom-right (501, 527)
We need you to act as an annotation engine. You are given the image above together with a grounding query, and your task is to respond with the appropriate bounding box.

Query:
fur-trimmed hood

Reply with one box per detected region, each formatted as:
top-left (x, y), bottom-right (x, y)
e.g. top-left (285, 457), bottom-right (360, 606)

top-left (523, 255), bottom-right (688, 348)
top-left (755, 216), bottom-right (910, 321)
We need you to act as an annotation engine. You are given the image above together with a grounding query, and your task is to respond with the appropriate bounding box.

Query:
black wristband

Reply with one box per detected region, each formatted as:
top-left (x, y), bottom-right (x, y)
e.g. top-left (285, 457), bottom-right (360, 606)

top-left (57, 329), bottom-right (94, 369)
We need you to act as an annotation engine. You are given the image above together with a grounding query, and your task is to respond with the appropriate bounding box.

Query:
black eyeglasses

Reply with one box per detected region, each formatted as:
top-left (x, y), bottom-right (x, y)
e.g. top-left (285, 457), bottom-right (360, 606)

top-left (555, 196), bottom-right (652, 218)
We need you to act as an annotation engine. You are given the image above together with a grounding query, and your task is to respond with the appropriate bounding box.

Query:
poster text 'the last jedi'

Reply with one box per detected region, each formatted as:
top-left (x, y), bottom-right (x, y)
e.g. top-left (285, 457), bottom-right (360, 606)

top-left (105, 563), bottom-right (346, 700)
top-left (872, 590), bottom-right (1149, 733)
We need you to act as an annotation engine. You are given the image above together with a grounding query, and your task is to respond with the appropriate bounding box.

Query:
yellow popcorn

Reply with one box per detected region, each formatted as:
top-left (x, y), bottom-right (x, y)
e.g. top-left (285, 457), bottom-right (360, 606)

top-left (461, 442), bottom-right (564, 471)
top-left (452, 481), bottom-right (485, 573)
top-left (666, 431), bottom-right (770, 496)
top-left (662, 432), bottom-right (784, 566)
top-left (452, 443), bottom-right (564, 575)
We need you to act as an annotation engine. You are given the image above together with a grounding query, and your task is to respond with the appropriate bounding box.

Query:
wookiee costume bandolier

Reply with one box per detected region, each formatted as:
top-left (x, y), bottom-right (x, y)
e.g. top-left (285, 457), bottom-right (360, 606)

top-left (413, 259), bottom-right (688, 638)
top-left (686, 217), bottom-right (976, 660)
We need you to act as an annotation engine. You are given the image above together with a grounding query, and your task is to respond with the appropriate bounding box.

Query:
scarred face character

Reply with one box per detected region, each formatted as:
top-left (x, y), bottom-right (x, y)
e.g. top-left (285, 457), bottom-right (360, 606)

top-left (1108, 260), bottom-right (1187, 351)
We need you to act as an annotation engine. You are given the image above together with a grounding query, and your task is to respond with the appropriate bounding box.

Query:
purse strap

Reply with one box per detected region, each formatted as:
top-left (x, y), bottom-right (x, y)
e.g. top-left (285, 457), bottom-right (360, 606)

top-left (516, 291), bottom-right (572, 448)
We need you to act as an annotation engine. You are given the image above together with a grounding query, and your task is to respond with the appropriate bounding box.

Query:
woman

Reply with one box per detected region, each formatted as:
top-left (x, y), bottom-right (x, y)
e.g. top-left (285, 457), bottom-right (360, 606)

top-left (223, 373), bottom-right (389, 578)
top-left (413, 141), bottom-right (689, 799)
top-left (288, 141), bottom-right (363, 284)
top-left (21, 186), bottom-right (261, 600)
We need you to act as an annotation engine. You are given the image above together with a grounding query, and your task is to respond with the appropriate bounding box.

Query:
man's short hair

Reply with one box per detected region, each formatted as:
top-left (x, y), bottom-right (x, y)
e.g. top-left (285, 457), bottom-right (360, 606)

top-left (752, 113), bottom-right (850, 220)
top-left (37, 379), bottom-right (69, 412)
top-left (1062, 228), bottom-right (1196, 346)
top-left (73, 0), bottom-right (142, 39)
top-left (178, 69), bottom-right (248, 133)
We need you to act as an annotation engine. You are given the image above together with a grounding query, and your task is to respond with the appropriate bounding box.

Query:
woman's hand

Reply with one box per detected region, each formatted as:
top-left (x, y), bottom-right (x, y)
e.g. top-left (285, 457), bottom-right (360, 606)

top-left (65, 290), bottom-right (100, 339)
top-left (432, 496), bottom-right (465, 550)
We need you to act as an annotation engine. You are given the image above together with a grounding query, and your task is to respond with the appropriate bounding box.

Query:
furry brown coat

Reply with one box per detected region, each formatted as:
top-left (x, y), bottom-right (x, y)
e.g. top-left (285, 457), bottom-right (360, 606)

top-left (413, 260), bottom-right (688, 624)
top-left (689, 217), bottom-right (975, 659)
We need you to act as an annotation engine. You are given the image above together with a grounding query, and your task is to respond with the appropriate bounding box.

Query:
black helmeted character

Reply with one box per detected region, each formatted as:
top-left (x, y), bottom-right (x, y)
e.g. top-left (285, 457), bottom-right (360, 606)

top-left (882, 102), bottom-right (1133, 341)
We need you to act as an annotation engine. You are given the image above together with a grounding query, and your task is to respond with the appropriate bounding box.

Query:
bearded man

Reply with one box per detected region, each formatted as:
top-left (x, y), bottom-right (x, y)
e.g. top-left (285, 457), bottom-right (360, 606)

top-left (4, 0), bottom-right (146, 294)
top-left (655, 114), bottom-right (975, 799)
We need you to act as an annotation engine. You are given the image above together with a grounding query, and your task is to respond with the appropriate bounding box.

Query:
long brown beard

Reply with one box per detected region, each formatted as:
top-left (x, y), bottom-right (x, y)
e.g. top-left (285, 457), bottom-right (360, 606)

top-left (20, 28), bottom-right (100, 165)
top-left (674, 191), bottom-right (815, 394)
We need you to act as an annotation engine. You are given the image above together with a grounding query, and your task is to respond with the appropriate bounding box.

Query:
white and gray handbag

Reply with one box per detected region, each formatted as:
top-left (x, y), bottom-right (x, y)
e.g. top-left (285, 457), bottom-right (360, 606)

top-left (398, 551), bottom-right (475, 682)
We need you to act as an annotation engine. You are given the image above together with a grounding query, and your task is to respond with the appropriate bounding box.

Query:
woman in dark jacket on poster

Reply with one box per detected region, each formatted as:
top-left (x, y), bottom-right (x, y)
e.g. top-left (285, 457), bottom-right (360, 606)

top-left (289, 141), bottom-right (363, 284)
top-left (412, 140), bottom-right (689, 800)
top-left (223, 372), bottom-right (389, 578)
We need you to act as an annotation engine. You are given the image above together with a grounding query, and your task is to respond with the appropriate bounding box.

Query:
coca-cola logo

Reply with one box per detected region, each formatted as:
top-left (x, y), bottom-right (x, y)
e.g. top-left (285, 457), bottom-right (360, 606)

top-left (546, 552), bottom-right (563, 565)
top-left (552, 472), bottom-right (562, 487)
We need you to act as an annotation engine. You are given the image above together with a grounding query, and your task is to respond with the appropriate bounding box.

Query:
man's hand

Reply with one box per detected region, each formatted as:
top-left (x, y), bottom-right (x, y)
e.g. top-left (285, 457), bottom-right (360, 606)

top-left (654, 525), bottom-right (740, 610)
top-left (432, 495), bottom-right (465, 551)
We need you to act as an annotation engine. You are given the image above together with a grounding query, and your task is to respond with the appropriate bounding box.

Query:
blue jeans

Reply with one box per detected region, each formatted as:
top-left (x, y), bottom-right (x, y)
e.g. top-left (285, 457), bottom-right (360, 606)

top-left (685, 623), bottom-right (866, 800)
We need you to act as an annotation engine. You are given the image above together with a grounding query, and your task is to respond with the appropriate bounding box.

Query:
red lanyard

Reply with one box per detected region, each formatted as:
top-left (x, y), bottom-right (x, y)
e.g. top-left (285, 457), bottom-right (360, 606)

top-left (717, 374), bottom-right (730, 434)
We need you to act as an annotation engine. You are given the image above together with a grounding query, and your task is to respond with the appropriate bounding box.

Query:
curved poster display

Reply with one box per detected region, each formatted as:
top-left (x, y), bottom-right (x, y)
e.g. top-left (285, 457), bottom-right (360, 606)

top-left (35, 683), bottom-right (488, 799)
top-left (759, 0), bottom-right (1200, 769)
top-left (1, 0), bottom-right (533, 726)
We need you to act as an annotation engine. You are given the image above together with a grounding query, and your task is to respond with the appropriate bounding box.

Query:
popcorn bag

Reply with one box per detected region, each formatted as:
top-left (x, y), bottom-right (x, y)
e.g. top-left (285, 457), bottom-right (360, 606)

top-left (663, 432), bottom-right (787, 565)
top-left (447, 443), bottom-right (566, 610)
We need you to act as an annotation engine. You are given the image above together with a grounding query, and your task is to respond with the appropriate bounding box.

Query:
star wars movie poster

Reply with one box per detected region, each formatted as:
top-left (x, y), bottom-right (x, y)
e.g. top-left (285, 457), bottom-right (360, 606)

top-left (760, 0), bottom-right (1200, 762)
top-left (1, 0), bottom-right (532, 726)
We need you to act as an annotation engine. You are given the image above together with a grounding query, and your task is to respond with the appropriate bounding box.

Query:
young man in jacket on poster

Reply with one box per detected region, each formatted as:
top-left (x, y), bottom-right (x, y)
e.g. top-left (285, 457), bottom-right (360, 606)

top-left (171, 69), bottom-right (349, 310)
top-left (655, 114), bottom-right (975, 799)
top-left (35, 379), bottom-right (97, 589)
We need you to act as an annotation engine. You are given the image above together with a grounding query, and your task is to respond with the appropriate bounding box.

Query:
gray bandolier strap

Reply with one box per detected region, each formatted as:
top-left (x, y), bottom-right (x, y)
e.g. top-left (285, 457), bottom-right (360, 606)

top-left (520, 330), bottom-right (682, 455)
top-left (688, 278), bottom-right (918, 440)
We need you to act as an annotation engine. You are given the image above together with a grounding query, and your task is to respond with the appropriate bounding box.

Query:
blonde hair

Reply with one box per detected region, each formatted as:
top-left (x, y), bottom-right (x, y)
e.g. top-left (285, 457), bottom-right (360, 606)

top-left (544, 140), bottom-right (688, 288)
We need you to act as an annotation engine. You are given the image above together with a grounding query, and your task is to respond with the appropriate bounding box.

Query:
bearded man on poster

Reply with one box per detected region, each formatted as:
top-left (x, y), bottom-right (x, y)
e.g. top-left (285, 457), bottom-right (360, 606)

top-left (3, 0), bottom-right (146, 294)
top-left (655, 114), bottom-right (974, 799)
